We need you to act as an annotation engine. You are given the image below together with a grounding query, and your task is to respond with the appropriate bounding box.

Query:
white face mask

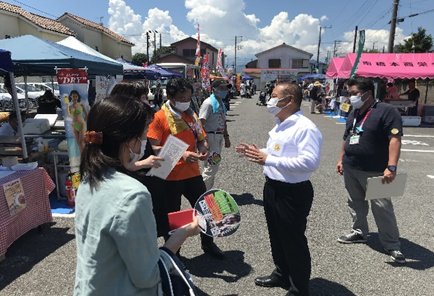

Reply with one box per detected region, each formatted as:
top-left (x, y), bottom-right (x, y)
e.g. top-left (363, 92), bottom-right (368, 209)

top-left (267, 96), bottom-right (290, 116)
top-left (350, 92), bottom-right (367, 109)
top-left (174, 101), bottom-right (190, 112)
top-left (129, 138), bottom-right (147, 163)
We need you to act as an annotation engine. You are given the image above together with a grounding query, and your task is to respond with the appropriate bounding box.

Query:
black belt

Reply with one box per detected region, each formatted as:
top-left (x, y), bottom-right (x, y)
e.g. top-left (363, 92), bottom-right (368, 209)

top-left (207, 131), bottom-right (224, 134)
top-left (265, 176), bottom-right (309, 187)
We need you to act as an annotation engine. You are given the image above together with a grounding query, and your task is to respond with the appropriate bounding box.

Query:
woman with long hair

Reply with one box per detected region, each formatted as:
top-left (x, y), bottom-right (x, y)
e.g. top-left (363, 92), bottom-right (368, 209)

top-left (67, 90), bottom-right (88, 153)
top-left (74, 95), bottom-right (199, 296)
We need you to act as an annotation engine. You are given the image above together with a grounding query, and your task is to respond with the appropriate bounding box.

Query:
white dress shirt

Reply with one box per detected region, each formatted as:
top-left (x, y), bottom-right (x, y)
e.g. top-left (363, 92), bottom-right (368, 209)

top-left (263, 110), bottom-right (323, 183)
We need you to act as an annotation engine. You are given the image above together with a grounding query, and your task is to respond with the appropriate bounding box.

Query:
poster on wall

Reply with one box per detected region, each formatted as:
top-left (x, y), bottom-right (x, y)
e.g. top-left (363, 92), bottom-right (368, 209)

top-left (3, 178), bottom-right (25, 216)
top-left (56, 68), bottom-right (90, 173)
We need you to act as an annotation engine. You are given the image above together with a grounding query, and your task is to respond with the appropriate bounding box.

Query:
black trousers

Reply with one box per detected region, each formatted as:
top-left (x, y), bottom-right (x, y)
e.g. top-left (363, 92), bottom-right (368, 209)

top-left (164, 175), bottom-right (213, 246)
top-left (263, 178), bottom-right (313, 296)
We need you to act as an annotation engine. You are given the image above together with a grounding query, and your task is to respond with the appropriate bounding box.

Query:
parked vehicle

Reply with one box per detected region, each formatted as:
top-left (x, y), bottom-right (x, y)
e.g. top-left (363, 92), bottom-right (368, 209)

top-left (0, 86), bottom-right (27, 110)
top-left (30, 82), bottom-right (60, 98)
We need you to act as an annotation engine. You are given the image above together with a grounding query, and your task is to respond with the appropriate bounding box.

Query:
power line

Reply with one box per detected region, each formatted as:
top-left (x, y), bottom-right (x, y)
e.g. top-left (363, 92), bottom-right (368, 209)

top-left (11, 0), bottom-right (58, 18)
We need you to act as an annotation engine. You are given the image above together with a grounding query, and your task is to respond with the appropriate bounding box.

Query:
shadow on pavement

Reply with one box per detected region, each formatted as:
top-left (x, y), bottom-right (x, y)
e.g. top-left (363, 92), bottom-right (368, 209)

top-left (367, 233), bottom-right (434, 270)
top-left (0, 224), bottom-right (75, 289)
top-left (231, 193), bottom-right (263, 206)
top-left (184, 250), bottom-right (251, 284)
top-left (310, 277), bottom-right (356, 296)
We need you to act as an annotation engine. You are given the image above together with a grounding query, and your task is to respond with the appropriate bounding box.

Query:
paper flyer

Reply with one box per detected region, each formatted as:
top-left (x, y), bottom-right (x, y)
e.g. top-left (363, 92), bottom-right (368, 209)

top-left (147, 134), bottom-right (189, 180)
top-left (3, 178), bottom-right (26, 216)
top-left (194, 189), bottom-right (241, 238)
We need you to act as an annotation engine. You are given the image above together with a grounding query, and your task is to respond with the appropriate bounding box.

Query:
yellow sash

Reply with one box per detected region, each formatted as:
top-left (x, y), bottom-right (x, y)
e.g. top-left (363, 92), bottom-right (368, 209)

top-left (162, 102), bottom-right (205, 141)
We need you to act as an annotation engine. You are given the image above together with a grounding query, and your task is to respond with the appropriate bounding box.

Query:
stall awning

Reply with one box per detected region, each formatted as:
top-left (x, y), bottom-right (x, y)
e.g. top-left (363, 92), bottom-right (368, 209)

top-left (339, 53), bottom-right (434, 80)
top-left (325, 57), bottom-right (345, 79)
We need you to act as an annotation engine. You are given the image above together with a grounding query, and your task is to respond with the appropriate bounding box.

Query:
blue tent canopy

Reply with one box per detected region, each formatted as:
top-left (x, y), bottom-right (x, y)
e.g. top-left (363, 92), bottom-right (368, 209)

top-left (148, 64), bottom-right (183, 78)
top-left (0, 49), bottom-right (13, 73)
top-left (116, 58), bottom-right (160, 80)
top-left (299, 73), bottom-right (325, 81)
top-left (0, 35), bottom-right (123, 76)
top-left (241, 73), bottom-right (253, 80)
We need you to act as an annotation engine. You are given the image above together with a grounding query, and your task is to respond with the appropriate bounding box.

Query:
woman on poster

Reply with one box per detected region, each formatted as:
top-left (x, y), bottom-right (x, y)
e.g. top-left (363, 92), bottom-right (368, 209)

top-left (67, 90), bottom-right (88, 153)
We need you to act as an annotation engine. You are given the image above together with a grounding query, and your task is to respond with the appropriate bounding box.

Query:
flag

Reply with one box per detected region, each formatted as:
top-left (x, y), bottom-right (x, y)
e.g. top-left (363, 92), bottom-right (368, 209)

top-left (195, 24), bottom-right (201, 56)
top-left (350, 30), bottom-right (365, 79)
top-left (216, 48), bottom-right (224, 76)
top-left (201, 54), bottom-right (210, 91)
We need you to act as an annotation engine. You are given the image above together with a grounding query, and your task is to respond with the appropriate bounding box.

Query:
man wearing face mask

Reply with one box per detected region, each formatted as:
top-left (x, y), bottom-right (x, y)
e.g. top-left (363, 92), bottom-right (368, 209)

top-left (199, 79), bottom-right (231, 190)
top-left (148, 77), bottom-right (226, 259)
top-left (236, 83), bottom-right (322, 296)
top-left (336, 79), bottom-right (405, 264)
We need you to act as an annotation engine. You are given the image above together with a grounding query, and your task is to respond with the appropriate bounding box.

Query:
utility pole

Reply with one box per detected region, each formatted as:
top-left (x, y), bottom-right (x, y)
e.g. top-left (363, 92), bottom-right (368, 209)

top-left (388, 0), bottom-right (400, 53)
top-left (372, 41), bottom-right (377, 50)
top-left (153, 31), bottom-right (158, 54)
top-left (352, 26), bottom-right (358, 53)
top-left (317, 25), bottom-right (331, 64)
top-left (159, 33), bottom-right (162, 49)
top-left (333, 40), bottom-right (342, 57)
top-left (146, 31), bottom-right (150, 63)
top-left (235, 36), bottom-right (242, 73)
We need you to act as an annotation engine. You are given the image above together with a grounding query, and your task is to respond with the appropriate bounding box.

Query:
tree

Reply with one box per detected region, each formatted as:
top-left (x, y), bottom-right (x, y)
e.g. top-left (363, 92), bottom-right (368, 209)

top-left (150, 46), bottom-right (174, 63)
top-left (132, 53), bottom-right (148, 66)
top-left (396, 27), bottom-right (433, 53)
top-left (363, 49), bottom-right (381, 53)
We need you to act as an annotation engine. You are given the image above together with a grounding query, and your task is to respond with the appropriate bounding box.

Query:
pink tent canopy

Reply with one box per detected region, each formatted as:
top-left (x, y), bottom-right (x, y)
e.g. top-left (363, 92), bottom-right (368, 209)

top-left (339, 53), bottom-right (434, 79)
top-left (325, 57), bottom-right (344, 78)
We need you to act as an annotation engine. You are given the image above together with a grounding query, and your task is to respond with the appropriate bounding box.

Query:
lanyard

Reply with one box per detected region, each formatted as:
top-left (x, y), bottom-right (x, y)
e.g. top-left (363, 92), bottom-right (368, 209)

top-left (352, 106), bottom-right (373, 134)
top-left (182, 117), bottom-right (198, 140)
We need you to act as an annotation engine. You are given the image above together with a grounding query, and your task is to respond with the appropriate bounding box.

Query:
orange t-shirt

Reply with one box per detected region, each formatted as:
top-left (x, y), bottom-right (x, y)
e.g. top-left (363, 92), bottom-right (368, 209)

top-left (147, 109), bottom-right (206, 181)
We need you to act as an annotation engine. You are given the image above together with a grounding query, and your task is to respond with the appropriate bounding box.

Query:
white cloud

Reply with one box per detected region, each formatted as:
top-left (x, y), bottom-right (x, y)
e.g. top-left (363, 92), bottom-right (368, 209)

top-left (107, 0), bottom-right (402, 65)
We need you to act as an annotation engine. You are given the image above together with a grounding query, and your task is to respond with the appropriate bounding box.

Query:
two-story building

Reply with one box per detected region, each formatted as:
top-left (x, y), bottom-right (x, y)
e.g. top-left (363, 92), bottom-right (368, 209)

top-left (154, 37), bottom-right (222, 71)
top-left (0, 1), bottom-right (75, 42)
top-left (243, 43), bottom-right (314, 89)
top-left (57, 13), bottom-right (134, 61)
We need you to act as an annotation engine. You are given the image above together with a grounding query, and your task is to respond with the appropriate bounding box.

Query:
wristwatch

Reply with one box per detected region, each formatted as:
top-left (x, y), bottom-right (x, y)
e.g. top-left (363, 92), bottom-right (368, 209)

top-left (387, 165), bottom-right (397, 172)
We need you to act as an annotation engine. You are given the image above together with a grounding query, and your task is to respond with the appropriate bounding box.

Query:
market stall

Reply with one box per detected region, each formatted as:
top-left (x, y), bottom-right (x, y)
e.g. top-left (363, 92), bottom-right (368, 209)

top-left (337, 53), bottom-right (434, 126)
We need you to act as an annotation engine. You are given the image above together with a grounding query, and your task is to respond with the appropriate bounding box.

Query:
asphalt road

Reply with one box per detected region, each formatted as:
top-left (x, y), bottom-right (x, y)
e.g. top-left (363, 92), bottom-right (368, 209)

top-left (1, 94), bottom-right (434, 296)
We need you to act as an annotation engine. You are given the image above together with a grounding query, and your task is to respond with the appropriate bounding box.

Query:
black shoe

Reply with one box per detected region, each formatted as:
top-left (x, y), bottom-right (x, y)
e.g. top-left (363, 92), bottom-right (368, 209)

top-left (385, 249), bottom-right (406, 264)
top-left (254, 274), bottom-right (290, 288)
top-left (337, 232), bottom-right (367, 244)
top-left (201, 243), bottom-right (225, 259)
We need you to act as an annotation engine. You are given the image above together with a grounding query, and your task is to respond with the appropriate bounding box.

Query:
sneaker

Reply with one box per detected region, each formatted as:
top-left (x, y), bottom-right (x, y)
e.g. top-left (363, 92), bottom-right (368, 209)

top-left (385, 249), bottom-right (406, 264)
top-left (337, 232), bottom-right (367, 244)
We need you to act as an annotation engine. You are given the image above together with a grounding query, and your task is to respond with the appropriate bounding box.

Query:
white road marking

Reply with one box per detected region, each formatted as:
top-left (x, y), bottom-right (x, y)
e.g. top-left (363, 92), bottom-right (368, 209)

top-left (427, 175), bottom-right (434, 179)
top-left (401, 149), bottom-right (434, 153)
top-left (403, 135), bottom-right (434, 138)
top-left (335, 122), bottom-right (345, 125)
top-left (401, 140), bottom-right (429, 146)
top-left (52, 213), bottom-right (75, 218)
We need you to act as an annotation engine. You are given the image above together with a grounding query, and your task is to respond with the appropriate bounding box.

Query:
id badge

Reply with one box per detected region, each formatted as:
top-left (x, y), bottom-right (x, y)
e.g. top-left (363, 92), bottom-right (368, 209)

top-left (349, 135), bottom-right (360, 145)
top-left (207, 152), bottom-right (222, 166)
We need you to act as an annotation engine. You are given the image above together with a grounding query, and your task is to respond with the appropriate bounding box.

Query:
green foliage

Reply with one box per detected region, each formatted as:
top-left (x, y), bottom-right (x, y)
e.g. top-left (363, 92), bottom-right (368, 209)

top-left (150, 46), bottom-right (174, 63)
top-left (131, 53), bottom-right (148, 66)
top-left (396, 27), bottom-right (433, 53)
top-left (363, 49), bottom-right (381, 53)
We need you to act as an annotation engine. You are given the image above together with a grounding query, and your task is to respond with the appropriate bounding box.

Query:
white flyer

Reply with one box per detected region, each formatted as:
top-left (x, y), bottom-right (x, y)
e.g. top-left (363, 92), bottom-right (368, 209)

top-left (146, 134), bottom-right (189, 180)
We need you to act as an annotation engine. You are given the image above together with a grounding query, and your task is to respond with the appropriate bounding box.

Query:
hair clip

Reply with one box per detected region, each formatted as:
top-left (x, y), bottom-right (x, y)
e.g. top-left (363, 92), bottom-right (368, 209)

top-left (85, 131), bottom-right (103, 145)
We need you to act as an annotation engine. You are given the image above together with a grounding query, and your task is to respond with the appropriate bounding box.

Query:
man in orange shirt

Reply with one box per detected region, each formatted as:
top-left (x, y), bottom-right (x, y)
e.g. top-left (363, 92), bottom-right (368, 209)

top-left (148, 77), bottom-right (225, 259)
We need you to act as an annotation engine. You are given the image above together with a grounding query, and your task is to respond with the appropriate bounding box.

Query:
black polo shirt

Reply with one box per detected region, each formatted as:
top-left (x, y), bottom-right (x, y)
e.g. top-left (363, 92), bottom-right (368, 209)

top-left (342, 102), bottom-right (403, 172)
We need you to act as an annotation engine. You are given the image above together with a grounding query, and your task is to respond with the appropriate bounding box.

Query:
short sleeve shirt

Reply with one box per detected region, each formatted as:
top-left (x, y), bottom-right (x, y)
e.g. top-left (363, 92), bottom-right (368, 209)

top-left (342, 102), bottom-right (403, 172)
top-left (147, 109), bottom-right (206, 181)
top-left (198, 98), bottom-right (225, 132)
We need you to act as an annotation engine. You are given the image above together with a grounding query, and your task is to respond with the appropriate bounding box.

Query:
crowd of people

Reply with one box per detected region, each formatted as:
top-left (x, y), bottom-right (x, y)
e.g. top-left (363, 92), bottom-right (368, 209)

top-left (67, 74), bottom-right (410, 296)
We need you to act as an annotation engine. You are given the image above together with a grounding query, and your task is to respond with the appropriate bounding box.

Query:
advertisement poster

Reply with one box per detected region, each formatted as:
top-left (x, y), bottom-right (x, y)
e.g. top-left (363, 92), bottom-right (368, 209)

top-left (3, 178), bottom-right (25, 216)
top-left (201, 54), bottom-right (210, 91)
top-left (56, 69), bottom-right (90, 172)
top-left (194, 189), bottom-right (241, 238)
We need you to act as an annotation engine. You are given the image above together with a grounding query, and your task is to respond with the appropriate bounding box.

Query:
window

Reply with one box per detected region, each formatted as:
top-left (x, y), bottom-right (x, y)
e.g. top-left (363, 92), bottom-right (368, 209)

top-left (201, 48), bottom-right (206, 56)
top-left (268, 59), bottom-right (281, 68)
top-left (182, 49), bottom-right (196, 57)
top-left (292, 59), bottom-right (303, 68)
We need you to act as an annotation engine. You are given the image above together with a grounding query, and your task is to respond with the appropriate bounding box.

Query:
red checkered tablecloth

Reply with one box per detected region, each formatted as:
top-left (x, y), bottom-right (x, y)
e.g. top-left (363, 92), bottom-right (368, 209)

top-left (0, 168), bottom-right (55, 256)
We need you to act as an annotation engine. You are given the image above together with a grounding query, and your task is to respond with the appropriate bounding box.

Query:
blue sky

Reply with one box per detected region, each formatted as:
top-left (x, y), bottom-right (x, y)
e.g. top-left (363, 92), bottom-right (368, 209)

top-left (6, 0), bottom-right (434, 69)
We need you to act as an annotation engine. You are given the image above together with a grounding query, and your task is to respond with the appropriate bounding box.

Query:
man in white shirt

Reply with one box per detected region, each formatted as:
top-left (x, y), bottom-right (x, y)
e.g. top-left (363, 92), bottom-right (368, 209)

top-left (236, 82), bottom-right (322, 296)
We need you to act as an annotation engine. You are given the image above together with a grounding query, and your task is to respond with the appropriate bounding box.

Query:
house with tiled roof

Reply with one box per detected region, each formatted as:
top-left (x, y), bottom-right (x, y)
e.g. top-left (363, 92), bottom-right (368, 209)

top-left (0, 1), bottom-right (75, 42)
top-left (57, 13), bottom-right (134, 61)
top-left (154, 37), bottom-right (222, 70)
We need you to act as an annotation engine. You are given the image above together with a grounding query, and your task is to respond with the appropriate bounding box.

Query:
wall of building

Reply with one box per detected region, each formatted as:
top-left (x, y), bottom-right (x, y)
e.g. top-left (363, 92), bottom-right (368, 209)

top-left (257, 47), bottom-right (311, 69)
top-left (173, 39), bottom-right (218, 70)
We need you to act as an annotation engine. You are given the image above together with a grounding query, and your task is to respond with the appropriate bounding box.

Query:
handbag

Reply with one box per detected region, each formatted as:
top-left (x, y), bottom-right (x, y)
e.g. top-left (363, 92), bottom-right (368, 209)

top-left (158, 247), bottom-right (196, 296)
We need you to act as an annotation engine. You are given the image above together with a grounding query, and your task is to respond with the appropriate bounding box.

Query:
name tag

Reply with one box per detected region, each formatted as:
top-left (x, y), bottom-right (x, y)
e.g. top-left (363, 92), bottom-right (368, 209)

top-left (349, 135), bottom-right (360, 145)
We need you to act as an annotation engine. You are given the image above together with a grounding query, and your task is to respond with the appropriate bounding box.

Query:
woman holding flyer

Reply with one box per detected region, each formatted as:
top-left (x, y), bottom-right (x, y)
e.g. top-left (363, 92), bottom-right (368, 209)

top-left (74, 94), bottom-right (199, 296)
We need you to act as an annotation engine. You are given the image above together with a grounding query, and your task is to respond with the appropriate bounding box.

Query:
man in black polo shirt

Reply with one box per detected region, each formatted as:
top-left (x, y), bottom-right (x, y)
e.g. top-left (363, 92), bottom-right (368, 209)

top-left (335, 79), bottom-right (405, 264)
top-left (399, 79), bottom-right (420, 116)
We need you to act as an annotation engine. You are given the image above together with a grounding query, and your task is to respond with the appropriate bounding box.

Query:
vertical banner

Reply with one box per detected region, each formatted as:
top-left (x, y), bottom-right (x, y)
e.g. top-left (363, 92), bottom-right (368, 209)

top-left (195, 23), bottom-right (201, 66)
top-left (56, 68), bottom-right (90, 172)
top-left (201, 54), bottom-right (210, 91)
top-left (216, 48), bottom-right (224, 77)
top-left (236, 73), bottom-right (242, 91)
top-left (350, 30), bottom-right (365, 79)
